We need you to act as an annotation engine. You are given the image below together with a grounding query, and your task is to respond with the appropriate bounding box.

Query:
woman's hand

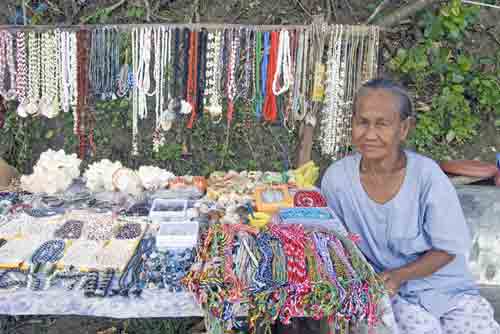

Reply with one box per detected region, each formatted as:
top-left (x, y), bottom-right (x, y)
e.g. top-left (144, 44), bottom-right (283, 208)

top-left (380, 270), bottom-right (405, 297)
top-left (379, 250), bottom-right (455, 297)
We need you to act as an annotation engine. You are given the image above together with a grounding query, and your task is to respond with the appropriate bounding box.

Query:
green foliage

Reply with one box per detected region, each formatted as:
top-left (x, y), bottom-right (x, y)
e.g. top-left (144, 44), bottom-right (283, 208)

top-left (389, 0), bottom-right (499, 158)
top-left (126, 7), bottom-right (146, 19)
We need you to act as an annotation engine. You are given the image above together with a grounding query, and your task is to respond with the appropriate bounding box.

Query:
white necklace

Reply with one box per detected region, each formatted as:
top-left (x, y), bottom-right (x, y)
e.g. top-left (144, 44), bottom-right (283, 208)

top-left (321, 25), bottom-right (343, 157)
top-left (136, 28), bottom-right (153, 120)
top-left (131, 28), bottom-right (139, 155)
top-left (153, 27), bottom-right (170, 152)
top-left (272, 29), bottom-right (292, 96)
top-left (25, 31), bottom-right (41, 117)
top-left (161, 28), bottom-right (176, 131)
top-left (203, 30), bottom-right (223, 123)
top-left (15, 32), bottom-right (28, 117)
top-left (39, 31), bottom-right (60, 118)
top-left (60, 31), bottom-right (71, 113)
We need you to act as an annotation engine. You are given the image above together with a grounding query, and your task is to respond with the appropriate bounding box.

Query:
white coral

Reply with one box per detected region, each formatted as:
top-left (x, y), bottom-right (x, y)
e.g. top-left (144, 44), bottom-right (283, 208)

top-left (137, 166), bottom-right (175, 190)
top-left (20, 149), bottom-right (81, 194)
top-left (84, 159), bottom-right (123, 192)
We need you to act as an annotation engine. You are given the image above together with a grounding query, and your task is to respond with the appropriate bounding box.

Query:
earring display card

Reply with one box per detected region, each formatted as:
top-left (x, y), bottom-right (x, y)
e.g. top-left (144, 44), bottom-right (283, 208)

top-left (254, 185), bottom-right (293, 214)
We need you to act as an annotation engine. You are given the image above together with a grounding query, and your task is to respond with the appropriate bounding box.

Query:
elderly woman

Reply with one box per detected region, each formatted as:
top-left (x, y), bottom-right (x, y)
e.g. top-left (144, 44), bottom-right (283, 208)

top-left (321, 79), bottom-right (500, 334)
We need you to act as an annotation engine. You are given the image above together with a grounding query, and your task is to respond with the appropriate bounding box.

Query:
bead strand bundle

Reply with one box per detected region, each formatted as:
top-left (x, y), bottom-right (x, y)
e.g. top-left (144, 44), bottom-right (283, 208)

top-left (184, 223), bottom-right (386, 334)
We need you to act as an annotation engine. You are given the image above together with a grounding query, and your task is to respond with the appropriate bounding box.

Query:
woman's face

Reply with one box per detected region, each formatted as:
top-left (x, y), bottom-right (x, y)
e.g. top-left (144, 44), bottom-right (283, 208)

top-left (351, 88), bottom-right (410, 161)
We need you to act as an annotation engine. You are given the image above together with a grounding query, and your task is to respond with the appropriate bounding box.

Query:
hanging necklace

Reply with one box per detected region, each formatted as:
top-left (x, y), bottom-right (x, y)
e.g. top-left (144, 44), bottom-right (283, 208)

top-left (306, 21), bottom-right (328, 127)
top-left (186, 29), bottom-right (199, 129)
top-left (76, 30), bottom-right (90, 159)
top-left (321, 25), bottom-right (343, 157)
top-left (160, 27), bottom-right (177, 131)
top-left (60, 31), bottom-right (71, 113)
top-left (291, 29), bottom-right (305, 126)
top-left (226, 29), bottom-right (240, 127)
top-left (131, 28), bottom-right (140, 155)
top-left (203, 30), bottom-right (223, 123)
top-left (272, 29), bottom-right (292, 96)
top-left (39, 31), bottom-right (59, 119)
top-left (195, 29), bottom-right (208, 121)
top-left (116, 47), bottom-right (132, 98)
top-left (153, 27), bottom-right (171, 152)
top-left (25, 31), bottom-right (41, 117)
top-left (137, 28), bottom-right (153, 119)
top-left (262, 31), bottom-right (279, 123)
top-left (283, 29), bottom-right (298, 130)
top-left (0, 31), bottom-right (17, 101)
top-left (253, 31), bottom-right (263, 120)
top-left (241, 28), bottom-right (253, 102)
top-left (15, 32), bottom-right (28, 117)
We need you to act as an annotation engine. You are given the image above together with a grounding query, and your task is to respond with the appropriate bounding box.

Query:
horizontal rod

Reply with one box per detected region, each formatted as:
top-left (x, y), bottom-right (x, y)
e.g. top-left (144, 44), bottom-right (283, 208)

top-left (0, 22), bottom-right (379, 33)
top-left (462, 0), bottom-right (500, 10)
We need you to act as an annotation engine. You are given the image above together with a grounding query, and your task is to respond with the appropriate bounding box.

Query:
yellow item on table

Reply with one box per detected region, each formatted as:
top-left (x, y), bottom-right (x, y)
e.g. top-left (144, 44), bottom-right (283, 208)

top-left (248, 212), bottom-right (271, 229)
top-left (254, 185), bottom-right (293, 214)
top-left (293, 161), bottom-right (320, 188)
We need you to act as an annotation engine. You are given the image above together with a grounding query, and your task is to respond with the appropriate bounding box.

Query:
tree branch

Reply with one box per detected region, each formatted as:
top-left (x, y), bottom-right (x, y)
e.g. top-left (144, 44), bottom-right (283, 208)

top-left (143, 0), bottom-right (152, 22)
top-left (366, 0), bottom-right (392, 24)
top-left (375, 0), bottom-right (441, 28)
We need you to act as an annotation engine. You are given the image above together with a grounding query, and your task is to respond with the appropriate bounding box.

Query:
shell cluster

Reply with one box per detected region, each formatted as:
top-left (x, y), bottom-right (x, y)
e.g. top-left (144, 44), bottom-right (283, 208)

top-left (20, 149), bottom-right (81, 194)
top-left (84, 160), bottom-right (174, 196)
top-left (84, 159), bottom-right (123, 193)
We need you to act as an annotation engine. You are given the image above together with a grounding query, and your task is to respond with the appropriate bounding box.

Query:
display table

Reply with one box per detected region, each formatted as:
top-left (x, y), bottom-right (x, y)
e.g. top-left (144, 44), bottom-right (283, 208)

top-left (0, 185), bottom-right (498, 333)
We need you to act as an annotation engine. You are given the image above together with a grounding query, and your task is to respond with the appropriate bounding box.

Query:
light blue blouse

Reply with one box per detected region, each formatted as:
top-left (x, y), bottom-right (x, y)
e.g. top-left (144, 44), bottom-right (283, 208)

top-left (321, 150), bottom-right (478, 318)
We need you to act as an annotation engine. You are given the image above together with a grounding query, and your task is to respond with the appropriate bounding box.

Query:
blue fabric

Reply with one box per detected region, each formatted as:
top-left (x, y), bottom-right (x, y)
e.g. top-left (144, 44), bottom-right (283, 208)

top-left (321, 150), bottom-right (478, 318)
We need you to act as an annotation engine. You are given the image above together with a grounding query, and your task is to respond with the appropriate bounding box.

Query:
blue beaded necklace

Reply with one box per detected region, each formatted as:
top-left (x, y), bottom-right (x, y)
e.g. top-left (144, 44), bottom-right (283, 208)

top-left (31, 240), bottom-right (65, 265)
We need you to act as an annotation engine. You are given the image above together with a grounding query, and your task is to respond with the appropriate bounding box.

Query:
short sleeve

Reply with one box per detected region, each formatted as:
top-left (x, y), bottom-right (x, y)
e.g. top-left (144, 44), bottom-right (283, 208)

top-left (321, 167), bottom-right (345, 223)
top-left (422, 166), bottom-right (472, 255)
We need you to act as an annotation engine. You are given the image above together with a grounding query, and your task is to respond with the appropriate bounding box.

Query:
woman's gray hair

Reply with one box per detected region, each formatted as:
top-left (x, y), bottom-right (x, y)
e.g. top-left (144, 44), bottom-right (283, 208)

top-left (353, 78), bottom-right (414, 120)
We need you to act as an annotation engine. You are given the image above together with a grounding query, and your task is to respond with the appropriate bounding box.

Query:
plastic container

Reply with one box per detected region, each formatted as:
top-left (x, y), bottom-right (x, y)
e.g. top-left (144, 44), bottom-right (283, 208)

top-left (149, 199), bottom-right (188, 222)
top-left (155, 220), bottom-right (199, 251)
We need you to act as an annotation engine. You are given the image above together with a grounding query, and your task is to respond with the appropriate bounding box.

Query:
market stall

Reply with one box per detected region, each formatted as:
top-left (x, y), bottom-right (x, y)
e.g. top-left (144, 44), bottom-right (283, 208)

top-left (0, 20), bottom-right (402, 333)
top-left (0, 154), bottom-right (398, 334)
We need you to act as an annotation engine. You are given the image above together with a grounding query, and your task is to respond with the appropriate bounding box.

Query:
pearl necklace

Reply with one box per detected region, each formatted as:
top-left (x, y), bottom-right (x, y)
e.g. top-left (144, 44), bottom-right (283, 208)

top-left (203, 30), bottom-right (223, 123)
top-left (25, 31), bottom-right (42, 117)
top-left (153, 27), bottom-right (171, 152)
top-left (272, 29), bottom-right (292, 96)
top-left (135, 28), bottom-right (153, 120)
top-left (60, 31), bottom-right (71, 113)
top-left (15, 32), bottom-right (27, 104)
top-left (39, 31), bottom-right (60, 119)
top-left (0, 31), bottom-right (17, 101)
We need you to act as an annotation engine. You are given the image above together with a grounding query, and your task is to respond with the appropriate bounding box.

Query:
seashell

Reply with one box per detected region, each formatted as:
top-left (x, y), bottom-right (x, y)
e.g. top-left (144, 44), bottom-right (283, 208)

top-left (16, 102), bottom-right (29, 118)
top-left (25, 101), bottom-right (39, 116)
top-left (137, 165), bottom-right (174, 190)
top-left (112, 168), bottom-right (142, 197)
top-left (179, 100), bottom-right (192, 115)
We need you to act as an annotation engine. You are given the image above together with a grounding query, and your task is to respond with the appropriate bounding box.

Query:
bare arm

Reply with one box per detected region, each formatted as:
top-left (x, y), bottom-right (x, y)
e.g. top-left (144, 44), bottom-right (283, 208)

top-left (382, 249), bottom-right (455, 296)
